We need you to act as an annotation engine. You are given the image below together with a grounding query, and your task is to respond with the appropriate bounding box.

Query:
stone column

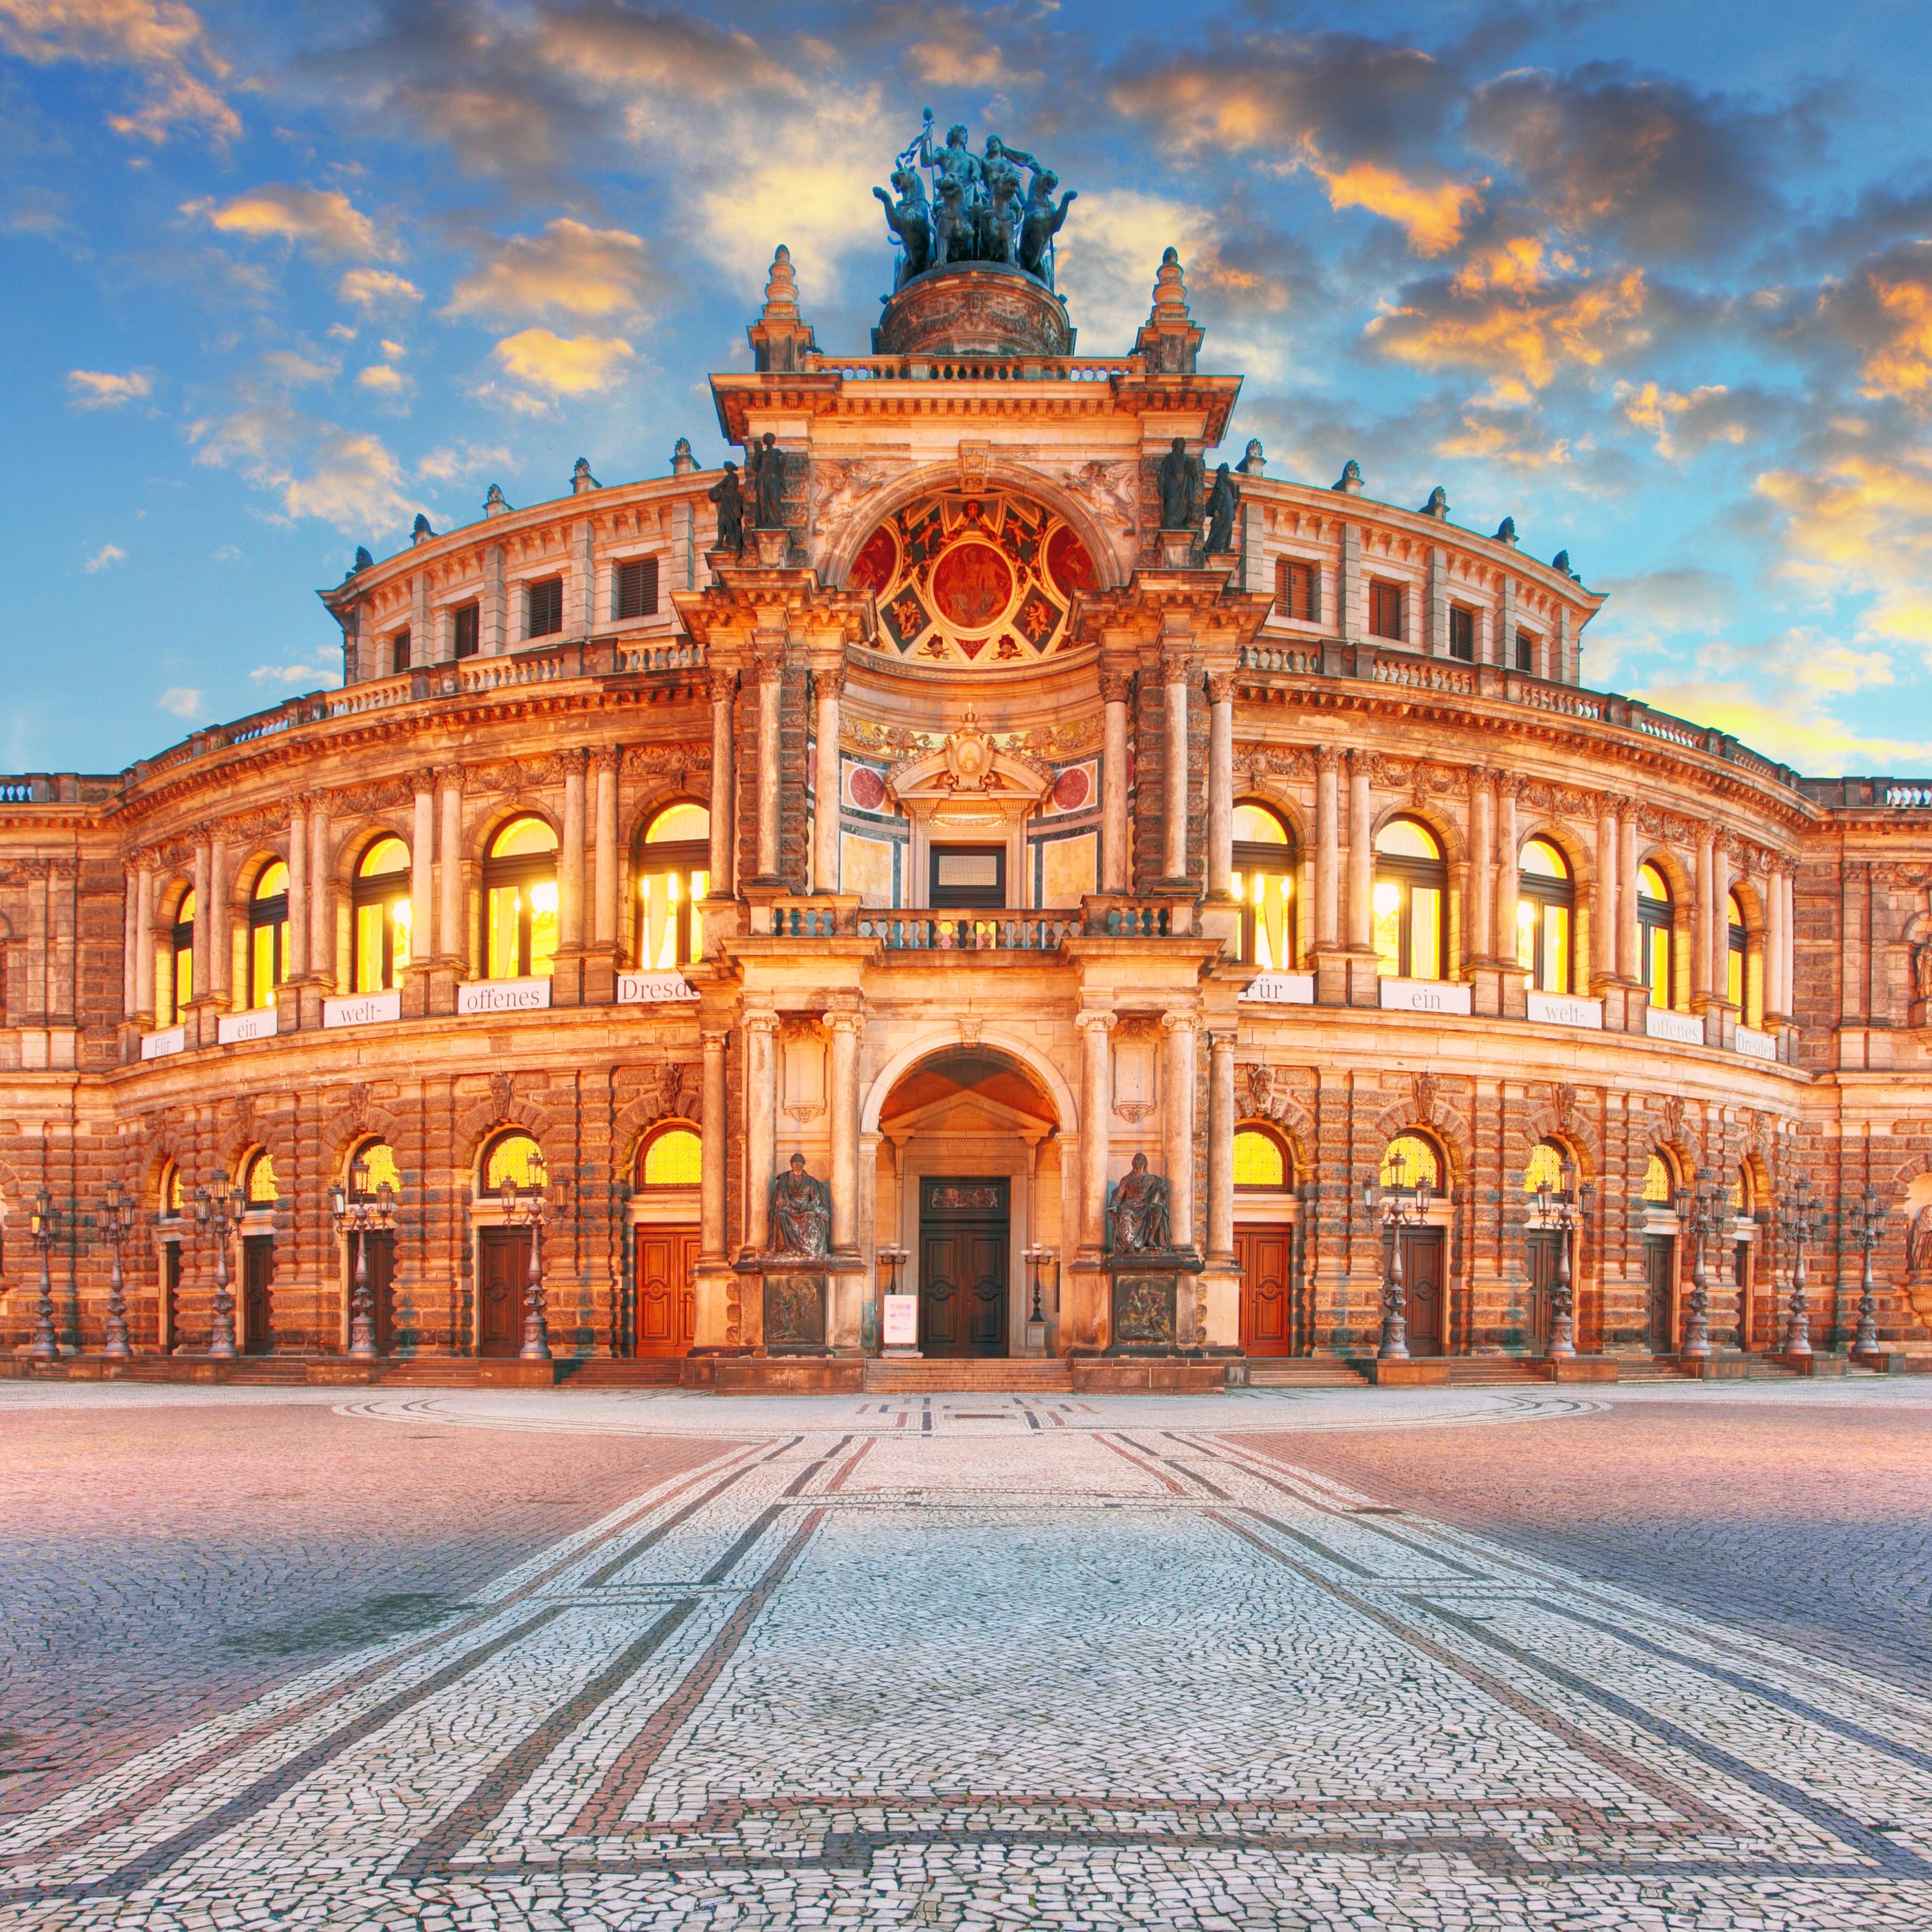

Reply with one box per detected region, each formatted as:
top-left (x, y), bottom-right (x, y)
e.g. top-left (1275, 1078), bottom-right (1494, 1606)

top-left (593, 749), bottom-right (619, 949)
top-left (744, 1010), bottom-right (778, 1254)
top-left (813, 665), bottom-right (842, 896)
top-left (208, 834), bottom-right (231, 1004)
top-left (121, 868), bottom-right (138, 1020)
top-left (410, 773), bottom-right (436, 966)
top-left (1710, 837), bottom-right (1733, 1004)
top-left (1493, 781), bottom-right (1519, 964)
top-left (134, 861), bottom-right (155, 1022)
top-left (1426, 546), bottom-right (1448, 656)
top-left (437, 771), bottom-right (463, 965)
top-left (1205, 670), bottom-right (1234, 897)
top-left (754, 650), bottom-right (783, 883)
top-left (285, 806), bottom-right (309, 981)
top-left (1163, 1013), bottom-right (1198, 1252)
top-left (1467, 776), bottom-right (1493, 968)
top-left (1101, 668), bottom-right (1131, 893)
top-left (1774, 865), bottom-right (1795, 1024)
top-left (1163, 653), bottom-right (1191, 884)
top-left (1315, 747), bottom-right (1340, 947)
top-left (1206, 1029), bottom-right (1236, 1266)
top-left (1078, 1012), bottom-right (1114, 1253)
top-left (827, 1009), bottom-right (862, 1253)
top-left (1339, 523), bottom-right (1363, 641)
top-left (308, 805), bottom-right (333, 989)
top-left (699, 1026), bottom-right (729, 1263)
top-left (1346, 751), bottom-right (1372, 950)
top-left (1617, 801), bottom-right (1641, 984)
top-left (708, 669), bottom-right (736, 898)
top-left (1691, 826), bottom-right (1713, 1004)
top-left (559, 748), bottom-right (587, 952)
top-left (1593, 800), bottom-right (1617, 990)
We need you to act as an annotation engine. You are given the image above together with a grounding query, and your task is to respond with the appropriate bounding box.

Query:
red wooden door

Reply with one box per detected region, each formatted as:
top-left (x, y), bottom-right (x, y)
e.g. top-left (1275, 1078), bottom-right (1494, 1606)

top-left (1401, 1227), bottom-right (1445, 1356)
top-left (163, 1241), bottom-right (182, 1352)
top-left (635, 1227), bottom-right (699, 1356)
top-left (478, 1227), bottom-right (529, 1357)
top-left (1236, 1224), bottom-right (1294, 1356)
top-left (241, 1236), bottom-right (275, 1355)
top-left (346, 1231), bottom-right (396, 1353)
top-left (1645, 1234), bottom-right (1677, 1354)
top-left (1524, 1230), bottom-right (1560, 1354)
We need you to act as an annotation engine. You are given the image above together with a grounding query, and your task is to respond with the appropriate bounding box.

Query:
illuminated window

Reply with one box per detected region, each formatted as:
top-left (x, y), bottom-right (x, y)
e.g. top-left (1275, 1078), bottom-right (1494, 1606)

top-left (1727, 890), bottom-right (1749, 1015)
top-left (1231, 802), bottom-right (1294, 970)
top-left (1643, 1153), bottom-right (1676, 1203)
top-left (1233, 1126), bottom-right (1287, 1189)
top-left (161, 1162), bottom-right (184, 1217)
top-left (1637, 863), bottom-right (1675, 1010)
top-left (352, 837), bottom-right (413, 993)
top-left (1372, 818), bottom-right (1446, 980)
top-left (484, 817), bottom-right (559, 979)
top-left (637, 803), bottom-right (709, 970)
top-left (484, 1132), bottom-right (543, 1192)
top-left (1517, 838), bottom-right (1573, 994)
top-left (1380, 1134), bottom-right (1442, 1190)
top-left (244, 1150), bottom-right (278, 1204)
top-left (161, 888), bottom-right (195, 1026)
top-left (1522, 1140), bottom-right (1565, 1194)
top-left (349, 1138), bottom-right (400, 1197)
top-left (248, 861), bottom-right (290, 1009)
top-left (639, 1124), bottom-right (702, 1188)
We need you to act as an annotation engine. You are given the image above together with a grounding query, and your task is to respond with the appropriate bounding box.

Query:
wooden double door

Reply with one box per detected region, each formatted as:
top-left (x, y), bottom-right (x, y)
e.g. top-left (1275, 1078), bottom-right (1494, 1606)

top-left (919, 1178), bottom-right (1009, 1357)
top-left (1645, 1233), bottom-right (1678, 1354)
top-left (634, 1227), bottom-right (698, 1357)
top-left (1237, 1224), bottom-right (1296, 1355)
top-left (478, 1226), bottom-right (531, 1357)
top-left (241, 1236), bottom-right (275, 1354)
top-left (1395, 1227), bottom-right (1446, 1356)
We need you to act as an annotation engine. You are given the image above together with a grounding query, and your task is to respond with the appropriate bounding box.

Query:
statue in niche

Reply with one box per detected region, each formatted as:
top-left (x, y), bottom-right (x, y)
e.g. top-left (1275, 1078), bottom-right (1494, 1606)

top-left (1914, 939), bottom-right (1932, 1006)
top-left (750, 433), bottom-right (787, 530)
top-left (1107, 1152), bottom-right (1172, 1254)
top-left (1909, 1204), bottom-right (1932, 1278)
top-left (770, 1153), bottom-right (832, 1257)
top-left (709, 462), bottom-right (746, 553)
top-left (1202, 463), bottom-right (1240, 553)
top-left (874, 167), bottom-right (933, 287)
top-left (1158, 438), bottom-right (1201, 530)
top-left (1018, 171), bottom-right (1077, 281)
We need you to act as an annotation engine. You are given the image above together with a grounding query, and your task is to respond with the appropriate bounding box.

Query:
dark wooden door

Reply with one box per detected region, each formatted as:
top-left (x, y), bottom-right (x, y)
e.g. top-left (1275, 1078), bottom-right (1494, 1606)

top-left (1524, 1230), bottom-right (1560, 1355)
top-left (346, 1231), bottom-right (396, 1354)
top-left (635, 1227), bottom-right (699, 1357)
top-left (478, 1227), bottom-right (529, 1357)
top-left (1400, 1227), bottom-right (1445, 1356)
top-left (241, 1236), bottom-right (274, 1355)
top-left (1730, 1239), bottom-right (1751, 1352)
top-left (919, 1179), bottom-right (1008, 1357)
top-left (163, 1242), bottom-right (182, 1352)
top-left (1645, 1233), bottom-right (1677, 1354)
top-left (1237, 1224), bottom-right (1295, 1356)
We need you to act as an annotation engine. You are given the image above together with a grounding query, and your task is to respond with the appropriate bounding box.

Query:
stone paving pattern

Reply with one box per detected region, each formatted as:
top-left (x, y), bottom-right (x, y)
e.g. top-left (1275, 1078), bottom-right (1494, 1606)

top-left (2, 1379), bottom-right (1930, 1929)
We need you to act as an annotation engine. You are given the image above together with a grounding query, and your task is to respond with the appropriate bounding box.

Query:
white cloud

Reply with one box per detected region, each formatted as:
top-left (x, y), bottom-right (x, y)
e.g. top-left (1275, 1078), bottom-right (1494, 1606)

top-left (249, 661), bottom-right (331, 686)
top-left (339, 267), bottom-right (422, 310)
top-left (416, 441), bottom-right (514, 482)
top-left (491, 328), bottom-right (634, 394)
top-left (189, 402), bottom-right (417, 533)
top-left (82, 542), bottom-right (125, 572)
top-left (187, 184), bottom-right (394, 261)
top-left (445, 219), bottom-right (650, 326)
top-left (1055, 190), bottom-right (1223, 355)
top-left (356, 364), bottom-right (406, 393)
top-left (157, 685), bottom-right (204, 719)
top-left (67, 367), bottom-right (154, 408)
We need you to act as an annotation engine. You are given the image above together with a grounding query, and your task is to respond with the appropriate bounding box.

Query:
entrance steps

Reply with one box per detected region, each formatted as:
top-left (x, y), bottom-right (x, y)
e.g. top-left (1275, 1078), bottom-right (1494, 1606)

top-left (863, 1358), bottom-right (1074, 1395)
top-left (1444, 1357), bottom-right (1549, 1385)
top-left (1244, 1358), bottom-right (1371, 1388)
top-left (555, 1359), bottom-right (684, 1389)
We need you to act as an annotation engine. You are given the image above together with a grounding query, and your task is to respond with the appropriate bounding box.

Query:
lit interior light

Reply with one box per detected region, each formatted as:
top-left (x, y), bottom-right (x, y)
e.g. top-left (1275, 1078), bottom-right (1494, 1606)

top-left (1372, 881), bottom-right (1401, 918)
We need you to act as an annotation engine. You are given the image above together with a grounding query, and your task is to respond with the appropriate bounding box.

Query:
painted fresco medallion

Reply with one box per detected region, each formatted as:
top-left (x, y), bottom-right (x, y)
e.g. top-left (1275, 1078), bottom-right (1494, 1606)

top-left (848, 490), bottom-right (1088, 667)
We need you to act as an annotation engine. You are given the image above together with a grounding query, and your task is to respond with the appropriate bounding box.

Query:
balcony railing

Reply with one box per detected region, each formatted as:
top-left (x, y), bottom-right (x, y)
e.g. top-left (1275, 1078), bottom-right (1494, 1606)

top-left (859, 912), bottom-right (1078, 951)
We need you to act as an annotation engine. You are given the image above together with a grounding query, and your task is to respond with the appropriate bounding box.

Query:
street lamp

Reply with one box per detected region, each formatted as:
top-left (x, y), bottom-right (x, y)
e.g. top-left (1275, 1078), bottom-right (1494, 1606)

top-left (329, 1159), bottom-right (400, 1361)
top-left (27, 1185), bottom-right (61, 1362)
top-left (1845, 1183), bottom-right (1885, 1355)
top-left (1673, 1168), bottom-right (1729, 1360)
top-left (1529, 1155), bottom-right (1596, 1360)
top-left (192, 1172), bottom-right (247, 1358)
top-left (1364, 1148), bottom-right (1434, 1361)
top-left (1022, 1244), bottom-right (1061, 1326)
top-left (498, 1152), bottom-right (552, 1362)
top-left (99, 1181), bottom-right (138, 1360)
top-left (1777, 1174), bottom-right (1826, 1358)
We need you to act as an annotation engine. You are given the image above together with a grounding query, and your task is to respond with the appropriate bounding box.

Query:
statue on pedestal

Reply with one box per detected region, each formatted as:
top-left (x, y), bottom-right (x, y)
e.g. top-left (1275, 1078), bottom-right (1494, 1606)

top-left (1158, 439), bottom-right (1201, 531)
top-left (750, 433), bottom-right (786, 531)
top-left (874, 167), bottom-right (932, 287)
top-left (1107, 1152), bottom-right (1172, 1254)
top-left (709, 462), bottom-right (745, 553)
top-left (1203, 463), bottom-right (1240, 553)
top-left (770, 1153), bottom-right (831, 1258)
top-left (1018, 171), bottom-right (1077, 283)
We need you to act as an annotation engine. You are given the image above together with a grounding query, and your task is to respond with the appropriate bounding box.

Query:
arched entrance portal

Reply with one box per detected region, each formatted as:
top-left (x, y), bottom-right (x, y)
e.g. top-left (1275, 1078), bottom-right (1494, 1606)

top-left (874, 1046), bottom-right (1064, 1358)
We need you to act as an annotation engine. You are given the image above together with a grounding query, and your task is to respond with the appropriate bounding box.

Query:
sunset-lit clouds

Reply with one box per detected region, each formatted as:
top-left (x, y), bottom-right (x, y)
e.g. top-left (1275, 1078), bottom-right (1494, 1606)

top-left (1615, 382), bottom-right (1762, 460)
top-left (1307, 158), bottom-right (1483, 258)
top-left (444, 219), bottom-right (650, 326)
top-left (490, 329), bottom-right (634, 395)
top-left (189, 397), bottom-right (416, 532)
top-left (189, 185), bottom-right (393, 261)
top-left (66, 367), bottom-right (153, 407)
top-left (339, 268), bottom-right (422, 311)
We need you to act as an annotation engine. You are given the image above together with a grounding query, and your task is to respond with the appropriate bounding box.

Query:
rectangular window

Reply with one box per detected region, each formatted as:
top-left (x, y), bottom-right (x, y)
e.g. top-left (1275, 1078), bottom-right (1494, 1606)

top-left (249, 921), bottom-right (286, 1007)
top-left (1646, 923), bottom-right (1672, 1009)
top-left (1727, 936), bottom-right (1746, 1010)
top-left (930, 845), bottom-right (1005, 909)
top-left (1369, 581), bottom-right (1404, 641)
top-left (452, 602), bottom-right (479, 659)
top-left (526, 576), bottom-right (563, 638)
top-left (614, 556), bottom-right (659, 621)
top-left (1448, 606), bottom-right (1475, 661)
top-left (1409, 887), bottom-right (1442, 981)
top-left (391, 628), bottom-right (411, 675)
top-left (1275, 557), bottom-right (1316, 623)
top-left (1515, 628), bottom-right (1536, 673)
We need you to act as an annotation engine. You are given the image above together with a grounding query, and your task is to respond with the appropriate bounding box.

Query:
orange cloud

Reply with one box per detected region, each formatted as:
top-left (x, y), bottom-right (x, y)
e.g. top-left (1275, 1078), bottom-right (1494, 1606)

top-left (445, 220), bottom-right (649, 326)
top-left (190, 184), bottom-right (392, 261)
top-left (1311, 157), bottom-right (1483, 257)
top-left (491, 329), bottom-right (635, 394)
top-left (1859, 273), bottom-right (1932, 401)
top-left (0, 0), bottom-right (238, 144)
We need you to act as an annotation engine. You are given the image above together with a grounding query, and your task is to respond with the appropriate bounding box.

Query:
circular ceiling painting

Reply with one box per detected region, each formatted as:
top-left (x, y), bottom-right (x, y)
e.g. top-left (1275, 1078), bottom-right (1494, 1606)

top-left (848, 490), bottom-right (1095, 668)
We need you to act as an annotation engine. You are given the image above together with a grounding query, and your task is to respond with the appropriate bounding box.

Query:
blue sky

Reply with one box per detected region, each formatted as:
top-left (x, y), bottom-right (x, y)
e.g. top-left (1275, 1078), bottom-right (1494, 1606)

top-left (5, 1), bottom-right (1932, 778)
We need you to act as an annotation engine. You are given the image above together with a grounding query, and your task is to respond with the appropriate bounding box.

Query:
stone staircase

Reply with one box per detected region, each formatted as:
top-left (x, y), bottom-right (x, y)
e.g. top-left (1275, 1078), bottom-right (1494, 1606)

top-left (1444, 1357), bottom-right (1550, 1385)
top-left (863, 1357), bottom-right (1075, 1396)
top-left (555, 1359), bottom-right (685, 1389)
top-left (1243, 1357), bottom-right (1371, 1389)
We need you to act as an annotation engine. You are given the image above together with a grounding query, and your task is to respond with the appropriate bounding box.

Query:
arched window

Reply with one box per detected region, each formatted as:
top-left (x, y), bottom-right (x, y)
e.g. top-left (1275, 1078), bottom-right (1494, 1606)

top-left (352, 837), bottom-right (413, 993)
top-left (1372, 818), bottom-right (1446, 981)
top-left (1522, 1140), bottom-right (1565, 1194)
top-left (1643, 1152), bottom-right (1678, 1204)
top-left (1231, 802), bottom-right (1295, 970)
top-left (1516, 838), bottom-right (1573, 994)
top-left (247, 862), bottom-right (290, 1009)
top-left (1727, 889), bottom-right (1749, 1015)
top-left (1637, 862), bottom-right (1674, 1010)
top-left (482, 1131), bottom-right (544, 1193)
top-left (1380, 1133), bottom-right (1442, 1190)
top-left (349, 1137), bottom-right (400, 1197)
top-left (161, 889), bottom-right (195, 1026)
top-left (1233, 1123), bottom-right (1289, 1189)
top-left (637, 1122), bottom-right (702, 1188)
top-left (160, 1161), bottom-right (184, 1218)
top-left (243, 1149), bottom-right (278, 1204)
top-left (484, 818), bottom-right (559, 980)
top-left (636, 803), bottom-right (709, 971)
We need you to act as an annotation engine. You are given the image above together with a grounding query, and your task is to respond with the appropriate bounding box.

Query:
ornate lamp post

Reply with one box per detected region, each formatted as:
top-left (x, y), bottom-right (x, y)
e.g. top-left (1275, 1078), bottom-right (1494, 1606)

top-left (1846, 1183), bottom-right (1885, 1355)
top-left (99, 1181), bottom-right (137, 1360)
top-left (873, 1242), bottom-right (909, 1356)
top-left (1022, 1244), bottom-right (1060, 1327)
top-left (329, 1158), bottom-right (398, 1361)
top-left (1673, 1168), bottom-right (1728, 1361)
top-left (1530, 1156), bottom-right (1596, 1360)
top-left (192, 1172), bottom-right (247, 1359)
top-left (1778, 1174), bottom-right (1826, 1358)
top-left (1364, 1149), bottom-right (1434, 1362)
top-left (27, 1185), bottom-right (62, 1362)
top-left (498, 1152), bottom-right (551, 1362)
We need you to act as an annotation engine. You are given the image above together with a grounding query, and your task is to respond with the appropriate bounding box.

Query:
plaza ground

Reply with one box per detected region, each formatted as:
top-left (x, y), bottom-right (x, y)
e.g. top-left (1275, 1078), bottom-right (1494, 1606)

top-left (2, 1379), bottom-right (1928, 1930)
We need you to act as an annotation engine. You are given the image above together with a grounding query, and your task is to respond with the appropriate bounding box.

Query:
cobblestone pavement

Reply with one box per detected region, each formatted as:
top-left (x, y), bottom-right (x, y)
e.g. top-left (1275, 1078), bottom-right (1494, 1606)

top-left (3, 1381), bottom-right (1930, 1929)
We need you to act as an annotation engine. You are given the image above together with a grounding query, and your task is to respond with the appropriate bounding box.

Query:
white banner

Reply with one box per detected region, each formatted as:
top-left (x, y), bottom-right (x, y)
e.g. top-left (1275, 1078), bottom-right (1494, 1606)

top-left (1733, 1026), bottom-right (1778, 1062)
top-left (1240, 973), bottom-right (1314, 1006)
top-left (882, 1294), bottom-right (919, 1347)
top-left (457, 977), bottom-right (552, 1015)
top-left (324, 989), bottom-right (401, 1029)
top-left (140, 1026), bottom-right (186, 1060)
top-left (1526, 991), bottom-right (1603, 1030)
top-left (1645, 1006), bottom-right (1704, 1046)
top-left (617, 972), bottom-right (698, 1004)
top-left (217, 1007), bottom-right (279, 1046)
top-left (1379, 978), bottom-right (1472, 1015)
